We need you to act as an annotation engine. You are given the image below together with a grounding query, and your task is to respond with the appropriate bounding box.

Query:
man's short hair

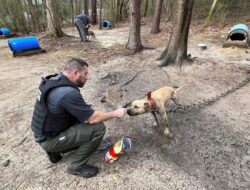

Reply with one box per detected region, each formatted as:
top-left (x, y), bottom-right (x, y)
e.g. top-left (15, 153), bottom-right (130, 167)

top-left (64, 58), bottom-right (88, 72)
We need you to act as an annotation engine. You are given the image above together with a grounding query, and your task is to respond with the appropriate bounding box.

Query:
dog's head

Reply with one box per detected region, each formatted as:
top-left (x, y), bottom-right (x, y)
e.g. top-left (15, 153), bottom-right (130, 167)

top-left (87, 30), bottom-right (95, 37)
top-left (170, 86), bottom-right (183, 105)
top-left (126, 99), bottom-right (151, 116)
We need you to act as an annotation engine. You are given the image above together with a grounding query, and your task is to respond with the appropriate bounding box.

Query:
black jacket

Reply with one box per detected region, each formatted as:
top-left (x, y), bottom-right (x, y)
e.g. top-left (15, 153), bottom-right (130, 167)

top-left (31, 74), bottom-right (79, 143)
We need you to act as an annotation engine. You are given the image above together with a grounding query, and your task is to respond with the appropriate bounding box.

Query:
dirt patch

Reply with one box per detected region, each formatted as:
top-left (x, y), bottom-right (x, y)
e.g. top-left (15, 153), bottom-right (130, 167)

top-left (0, 22), bottom-right (249, 190)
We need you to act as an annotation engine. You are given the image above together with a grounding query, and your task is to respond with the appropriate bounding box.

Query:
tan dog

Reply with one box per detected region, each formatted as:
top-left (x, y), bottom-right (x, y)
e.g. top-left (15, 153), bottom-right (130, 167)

top-left (87, 30), bottom-right (95, 38)
top-left (86, 24), bottom-right (95, 39)
top-left (127, 86), bottom-right (182, 137)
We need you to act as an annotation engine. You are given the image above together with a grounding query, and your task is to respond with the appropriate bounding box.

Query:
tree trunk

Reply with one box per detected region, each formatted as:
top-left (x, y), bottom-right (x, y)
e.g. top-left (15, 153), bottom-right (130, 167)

top-left (41, 0), bottom-right (47, 31)
top-left (143, 0), bottom-right (149, 17)
top-left (27, 0), bottom-right (40, 32)
top-left (70, 0), bottom-right (74, 25)
top-left (116, 0), bottom-right (128, 22)
top-left (159, 0), bottom-right (194, 66)
top-left (119, 0), bottom-right (128, 21)
top-left (15, 0), bottom-right (29, 34)
top-left (46, 0), bottom-right (64, 38)
top-left (126, 0), bottom-right (143, 53)
top-left (73, 0), bottom-right (81, 16)
top-left (99, 0), bottom-right (103, 29)
top-left (123, 0), bottom-right (130, 20)
top-left (151, 0), bottom-right (163, 34)
top-left (119, 1), bottom-right (123, 21)
top-left (115, 0), bottom-right (119, 22)
top-left (23, 0), bottom-right (32, 32)
top-left (204, 0), bottom-right (218, 26)
top-left (91, 0), bottom-right (97, 25)
top-left (83, 0), bottom-right (89, 16)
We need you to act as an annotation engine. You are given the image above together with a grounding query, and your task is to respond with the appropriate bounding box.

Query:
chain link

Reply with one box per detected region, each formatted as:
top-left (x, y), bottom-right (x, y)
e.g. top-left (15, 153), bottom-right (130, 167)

top-left (168, 75), bottom-right (250, 113)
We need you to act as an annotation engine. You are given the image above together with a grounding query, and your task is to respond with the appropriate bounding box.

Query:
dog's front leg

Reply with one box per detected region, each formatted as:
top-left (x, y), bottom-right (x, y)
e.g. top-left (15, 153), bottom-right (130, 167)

top-left (159, 106), bottom-right (172, 137)
top-left (151, 111), bottom-right (159, 127)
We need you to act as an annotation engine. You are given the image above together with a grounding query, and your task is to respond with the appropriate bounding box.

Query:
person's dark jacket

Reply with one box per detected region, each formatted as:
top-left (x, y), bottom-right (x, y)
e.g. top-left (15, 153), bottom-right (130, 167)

top-left (75, 14), bottom-right (89, 26)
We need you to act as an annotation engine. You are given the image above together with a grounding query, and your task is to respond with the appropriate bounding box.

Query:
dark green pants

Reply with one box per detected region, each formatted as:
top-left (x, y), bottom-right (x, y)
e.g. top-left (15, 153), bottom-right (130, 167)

top-left (40, 122), bottom-right (106, 170)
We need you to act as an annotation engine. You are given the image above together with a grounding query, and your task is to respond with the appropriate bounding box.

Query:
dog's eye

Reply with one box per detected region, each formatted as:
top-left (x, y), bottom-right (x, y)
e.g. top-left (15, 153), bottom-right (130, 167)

top-left (134, 105), bottom-right (139, 108)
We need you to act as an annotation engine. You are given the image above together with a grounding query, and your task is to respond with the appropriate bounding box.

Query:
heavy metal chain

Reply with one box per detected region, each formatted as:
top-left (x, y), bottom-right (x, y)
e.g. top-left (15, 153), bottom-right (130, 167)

top-left (168, 75), bottom-right (250, 113)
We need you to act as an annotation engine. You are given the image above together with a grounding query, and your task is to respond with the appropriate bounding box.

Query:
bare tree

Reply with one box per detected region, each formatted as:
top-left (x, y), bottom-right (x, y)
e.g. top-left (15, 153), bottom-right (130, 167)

top-left (41, 0), bottom-right (47, 31)
top-left (27, 0), bottom-right (41, 32)
top-left (70, 0), bottom-right (74, 25)
top-left (126, 0), bottom-right (143, 53)
top-left (151, 0), bottom-right (163, 34)
top-left (99, 0), bottom-right (103, 29)
top-left (204, 0), bottom-right (219, 26)
top-left (91, 0), bottom-right (97, 24)
top-left (13, 0), bottom-right (29, 33)
top-left (116, 0), bottom-right (121, 22)
top-left (74, 0), bottom-right (82, 16)
top-left (143, 0), bottom-right (149, 17)
top-left (114, 0), bottom-right (129, 23)
top-left (83, 0), bottom-right (89, 16)
top-left (159, 0), bottom-right (194, 66)
top-left (46, 0), bottom-right (64, 38)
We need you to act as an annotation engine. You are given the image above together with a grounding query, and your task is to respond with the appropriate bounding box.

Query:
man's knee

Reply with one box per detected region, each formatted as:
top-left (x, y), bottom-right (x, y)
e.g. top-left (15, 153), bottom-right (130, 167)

top-left (91, 122), bottom-right (106, 137)
top-left (94, 122), bottom-right (106, 133)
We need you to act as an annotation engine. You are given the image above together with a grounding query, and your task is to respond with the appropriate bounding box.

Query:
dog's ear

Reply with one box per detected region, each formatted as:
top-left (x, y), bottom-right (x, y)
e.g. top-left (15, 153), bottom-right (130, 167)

top-left (144, 102), bottom-right (150, 109)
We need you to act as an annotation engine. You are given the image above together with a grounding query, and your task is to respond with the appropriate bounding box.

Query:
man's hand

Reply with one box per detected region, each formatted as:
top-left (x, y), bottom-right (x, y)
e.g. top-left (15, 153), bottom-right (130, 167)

top-left (113, 108), bottom-right (127, 118)
top-left (86, 108), bottom-right (127, 124)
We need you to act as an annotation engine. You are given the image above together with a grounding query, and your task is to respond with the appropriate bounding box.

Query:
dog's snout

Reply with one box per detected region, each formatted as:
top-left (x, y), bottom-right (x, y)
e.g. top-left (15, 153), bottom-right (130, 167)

top-left (127, 109), bottom-right (140, 116)
top-left (127, 109), bottom-right (132, 116)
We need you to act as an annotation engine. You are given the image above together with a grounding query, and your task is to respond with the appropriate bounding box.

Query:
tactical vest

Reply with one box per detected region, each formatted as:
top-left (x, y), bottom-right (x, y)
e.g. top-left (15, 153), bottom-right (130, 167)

top-left (31, 74), bottom-right (79, 143)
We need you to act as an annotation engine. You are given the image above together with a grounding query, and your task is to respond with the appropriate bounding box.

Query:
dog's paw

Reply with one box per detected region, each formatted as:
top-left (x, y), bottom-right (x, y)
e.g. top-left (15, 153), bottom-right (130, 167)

top-left (153, 122), bottom-right (158, 128)
top-left (163, 128), bottom-right (173, 138)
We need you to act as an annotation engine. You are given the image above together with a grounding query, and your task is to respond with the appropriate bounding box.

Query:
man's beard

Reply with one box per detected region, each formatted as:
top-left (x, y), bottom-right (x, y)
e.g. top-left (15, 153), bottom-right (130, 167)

top-left (76, 78), bottom-right (86, 88)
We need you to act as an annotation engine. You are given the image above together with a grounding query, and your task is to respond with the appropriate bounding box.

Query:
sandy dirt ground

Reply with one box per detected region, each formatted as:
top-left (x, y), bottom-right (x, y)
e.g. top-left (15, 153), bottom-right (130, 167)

top-left (0, 21), bottom-right (250, 190)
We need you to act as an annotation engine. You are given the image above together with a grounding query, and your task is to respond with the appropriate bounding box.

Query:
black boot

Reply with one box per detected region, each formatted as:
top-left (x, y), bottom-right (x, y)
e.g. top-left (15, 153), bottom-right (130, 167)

top-left (46, 152), bottom-right (62, 163)
top-left (67, 164), bottom-right (99, 178)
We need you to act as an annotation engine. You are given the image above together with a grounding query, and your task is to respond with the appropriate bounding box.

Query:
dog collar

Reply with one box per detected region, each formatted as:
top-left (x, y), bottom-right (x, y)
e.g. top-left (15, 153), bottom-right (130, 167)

top-left (147, 91), bottom-right (157, 112)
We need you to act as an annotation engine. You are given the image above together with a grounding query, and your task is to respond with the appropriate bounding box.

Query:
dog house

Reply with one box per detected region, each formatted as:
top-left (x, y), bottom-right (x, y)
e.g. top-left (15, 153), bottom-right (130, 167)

top-left (0, 28), bottom-right (11, 36)
top-left (223, 24), bottom-right (249, 48)
top-left (227, 24), bottom-right (248, 41)
top-left (102, 20), bottom-right (112, 29)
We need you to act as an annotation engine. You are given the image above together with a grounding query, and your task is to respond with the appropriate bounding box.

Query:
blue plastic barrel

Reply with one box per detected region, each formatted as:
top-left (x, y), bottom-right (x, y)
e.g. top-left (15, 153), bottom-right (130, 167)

top-left (8, 36), bottom-right (40, 53)
top-left (227, 23), bottom-right (249, 40)
top-left (0, 28), bottom-right (11, 36)
top-left (102, 20), bottom-right (112, 28)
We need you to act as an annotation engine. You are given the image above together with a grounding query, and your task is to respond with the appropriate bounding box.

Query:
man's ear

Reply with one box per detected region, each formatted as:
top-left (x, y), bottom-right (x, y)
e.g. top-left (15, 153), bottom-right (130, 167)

top-left (73, 70), bottom-right (78, 74)
top-left (144, 102), bottom-right (150, 109)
